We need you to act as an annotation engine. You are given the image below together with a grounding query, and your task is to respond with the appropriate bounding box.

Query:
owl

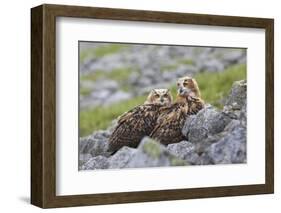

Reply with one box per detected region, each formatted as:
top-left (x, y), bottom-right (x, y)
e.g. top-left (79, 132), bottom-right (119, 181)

top-left (150, 77), bottom-right (204, 145)
top-left (108, 89), bottom-right (173, 152)
top-left (176, 76), bottom-right (204, 114)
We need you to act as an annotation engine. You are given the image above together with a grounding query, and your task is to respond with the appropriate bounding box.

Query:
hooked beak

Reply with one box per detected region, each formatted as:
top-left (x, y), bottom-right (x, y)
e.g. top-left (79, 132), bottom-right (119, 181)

top-left (178, 87), bottom-right (192, 97)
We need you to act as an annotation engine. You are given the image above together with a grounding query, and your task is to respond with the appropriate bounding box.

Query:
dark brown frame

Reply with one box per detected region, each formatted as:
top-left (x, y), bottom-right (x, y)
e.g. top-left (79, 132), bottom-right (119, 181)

top-left (31, 4), bottom-right (274, 208)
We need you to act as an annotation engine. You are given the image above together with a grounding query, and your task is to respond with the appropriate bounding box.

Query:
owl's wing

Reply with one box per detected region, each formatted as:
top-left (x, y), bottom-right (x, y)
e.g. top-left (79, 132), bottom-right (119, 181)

top-left (150, 103), bottom-right (188, 145)
top-left (108, 104), bottom-right (162, 152)
top-left (187, 96), bottom-right (204, 115)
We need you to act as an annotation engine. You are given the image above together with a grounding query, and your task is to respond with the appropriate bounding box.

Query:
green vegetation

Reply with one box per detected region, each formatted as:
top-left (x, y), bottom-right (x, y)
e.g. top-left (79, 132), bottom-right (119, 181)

top-left (142, 140), bottom-right (162, 159)
top-left (196, 64), bottom-right (246, 107)
top-left (169, 156), bottom-right (187, 166)
top-left (80, 87), bottom-right (92, 97)
top-left (80, 44), bottom-right (129, 62)
top-left (177, 58), bottom-right (194, 65)
top-left (80, 95), bottom-right (147, 136)
top-left (80, 63), bottom-right (246, 136)
top-left (81, 67), bottom-right (134, 83)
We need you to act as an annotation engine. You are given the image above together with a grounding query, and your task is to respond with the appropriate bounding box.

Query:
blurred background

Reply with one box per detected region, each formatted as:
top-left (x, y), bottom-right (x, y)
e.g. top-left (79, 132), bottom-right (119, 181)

top-left (79, 42), bottom-right (246, 137)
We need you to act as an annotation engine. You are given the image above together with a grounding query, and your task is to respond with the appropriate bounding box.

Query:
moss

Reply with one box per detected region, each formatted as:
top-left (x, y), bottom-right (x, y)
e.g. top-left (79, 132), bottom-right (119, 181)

top-left (142, 140), bottom-right (162, 159)
top-left (169, 156), bottom-right (187, 166)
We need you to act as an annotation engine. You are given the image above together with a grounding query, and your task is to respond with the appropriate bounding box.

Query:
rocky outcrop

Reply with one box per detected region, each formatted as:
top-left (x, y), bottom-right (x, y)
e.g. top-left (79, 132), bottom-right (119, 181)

top-left (79, 80), bottom-right (247, 170)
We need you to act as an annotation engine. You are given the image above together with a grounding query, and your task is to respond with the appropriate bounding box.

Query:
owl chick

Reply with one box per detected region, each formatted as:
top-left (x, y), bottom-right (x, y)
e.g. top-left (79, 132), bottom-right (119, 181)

top-left (150, 77), bottom-right (204, 145)
top-left (108, 89), bottom-right (173, 152)
top-left (176, 76), bottom-right (204, 114)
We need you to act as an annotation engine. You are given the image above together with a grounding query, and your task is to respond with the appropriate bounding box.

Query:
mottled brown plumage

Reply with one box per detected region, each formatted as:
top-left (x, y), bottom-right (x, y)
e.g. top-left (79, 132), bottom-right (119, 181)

top-left (149, 102), bottom-right (189, 145)
top-left (108, 89), bottom-right (173, 152)
top-left (150, 77), bottom-right (204, 145)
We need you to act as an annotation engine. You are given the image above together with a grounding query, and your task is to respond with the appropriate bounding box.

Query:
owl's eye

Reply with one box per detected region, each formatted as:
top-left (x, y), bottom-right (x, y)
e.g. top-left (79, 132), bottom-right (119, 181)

top-left (163, 94), bottom-right (168, 98)
top-left (183, 82), bottom-right (188, 87)
top-left (177, 83), bottom-right (180, 86)
top-left (155, 94), bottom-right (160, 98)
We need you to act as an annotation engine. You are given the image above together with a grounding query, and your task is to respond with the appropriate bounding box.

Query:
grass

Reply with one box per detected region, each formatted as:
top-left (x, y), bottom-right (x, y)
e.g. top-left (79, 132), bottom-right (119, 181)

top-left (80, 95), bottom-right (147, 136)
top-left (81, 67), bottom-right (134, 82)
top-left (80, 63), bottom-right (246, 136)
top-left (80, 44), bottom-right (128, 62)
top-left (80, 87), bottom-right (92, 97)
top-left (177, 58), bottom-right (194, 65)
top-left (196, 64), bottom-right (246, 107)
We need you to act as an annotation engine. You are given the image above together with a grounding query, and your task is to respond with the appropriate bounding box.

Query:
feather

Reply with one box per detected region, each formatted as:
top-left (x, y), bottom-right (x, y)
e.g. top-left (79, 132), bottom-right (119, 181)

top-left (108, 104), bottom-right (164, 152)
top-left (150, 96), bottom-right (204, 145)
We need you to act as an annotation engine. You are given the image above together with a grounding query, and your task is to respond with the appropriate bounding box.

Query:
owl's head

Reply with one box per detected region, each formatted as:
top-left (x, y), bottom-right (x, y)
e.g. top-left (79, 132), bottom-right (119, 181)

top-left (176, 76), bottom-right (201, 98)
top-left (145, 89), bottom-right (173, 106)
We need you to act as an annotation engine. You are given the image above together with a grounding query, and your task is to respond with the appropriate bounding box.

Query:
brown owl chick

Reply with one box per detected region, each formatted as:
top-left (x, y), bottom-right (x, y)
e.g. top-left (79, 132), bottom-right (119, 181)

top-left (176, 76), bottom-right (205, 114)
top-left (108, 89), bottom-right (173, 152)
top-left (150, 77), bottom-right (204, 145)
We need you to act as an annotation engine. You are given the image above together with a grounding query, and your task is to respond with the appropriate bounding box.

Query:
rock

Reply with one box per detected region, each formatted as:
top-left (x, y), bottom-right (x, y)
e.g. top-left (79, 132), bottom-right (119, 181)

top-left (126, 137), bottom-right (187, 168)
top-left (108, 146), bottom-right (137, 169)
top-left (92, 79), bottom-right (119, 92)
top-left (137, 77), bottom-right (153, 87)
top-left (79, 153), bottom-right (92, 168)
top-left (79, 131), bottom-right (110, 157)
top-left (80, 156), bottom-right (109, 170)
top-left (224, 80), bottom-right (247, 109)
top-left (167, 141), bottom-right (199, 165)
top-left (199, 59), bottom-right (225, 72)
top-left (175, 65), bottom-right (198, 76)
top-left (90, 90), bottom-right (111, 100)
top-left (222, 50), bottom-right (245, 65)
top-left (205, 125), bottom-right (246, 164)
top-left (182, 106), bottom-right (231, 143)
top-left (105, 91), bottom-right (132, 105)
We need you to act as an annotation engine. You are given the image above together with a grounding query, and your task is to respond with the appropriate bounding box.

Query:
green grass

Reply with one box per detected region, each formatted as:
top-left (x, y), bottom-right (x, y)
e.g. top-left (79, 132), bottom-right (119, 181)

top-left (177, 58), bottom-right (194, 65)
top-left (80, 63), bottom-right (246, 136)
top-left (80, 95), bottom-right (147, 136)
top-left (80, 87), bottom-right (92, 97)
top-left (80, 44), bottom-right (128, 62)
top-left (81, 67), bottom-right (134, 83)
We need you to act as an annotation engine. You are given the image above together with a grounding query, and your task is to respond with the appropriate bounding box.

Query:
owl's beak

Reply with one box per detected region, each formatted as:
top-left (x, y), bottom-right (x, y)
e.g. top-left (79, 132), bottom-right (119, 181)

top-left (178, 87), bottom-right (191, 97)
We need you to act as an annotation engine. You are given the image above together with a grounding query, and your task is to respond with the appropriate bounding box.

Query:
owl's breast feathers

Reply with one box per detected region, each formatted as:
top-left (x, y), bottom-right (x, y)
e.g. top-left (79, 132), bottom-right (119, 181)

top-left (108, 104), bottom-right (164, 152)
top-left (187, 96), bottom-right (205, 115)
top-left (150, 96), bottom-right (204, 145)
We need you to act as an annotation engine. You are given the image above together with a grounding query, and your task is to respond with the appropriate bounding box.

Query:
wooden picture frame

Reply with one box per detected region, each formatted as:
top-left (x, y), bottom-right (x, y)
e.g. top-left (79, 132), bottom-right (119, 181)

top-left (31, 4), bottom-right (274, 208)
